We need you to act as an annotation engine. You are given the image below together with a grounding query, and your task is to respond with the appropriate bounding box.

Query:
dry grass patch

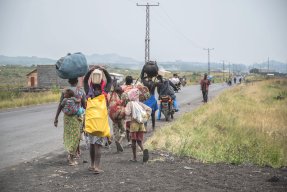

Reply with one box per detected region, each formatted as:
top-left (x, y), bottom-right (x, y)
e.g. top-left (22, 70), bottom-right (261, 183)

top-left (146, 78), bottom-right (287, 167)
top-left (0, 91), bottom-right (60, 109)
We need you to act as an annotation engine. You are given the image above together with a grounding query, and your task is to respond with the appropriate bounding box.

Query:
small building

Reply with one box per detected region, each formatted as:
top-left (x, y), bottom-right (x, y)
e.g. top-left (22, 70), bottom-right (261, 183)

top-left (26, 65), bottom-right (84, 88)
top-left (26, 69), bottom-right (37, 87)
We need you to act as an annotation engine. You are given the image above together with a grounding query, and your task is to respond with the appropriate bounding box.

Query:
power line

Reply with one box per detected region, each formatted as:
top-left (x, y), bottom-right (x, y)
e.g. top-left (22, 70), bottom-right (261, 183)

top-left (159, 5), bottom-right (203, 49)
top-left (137, 2), bottom-right (159, 64)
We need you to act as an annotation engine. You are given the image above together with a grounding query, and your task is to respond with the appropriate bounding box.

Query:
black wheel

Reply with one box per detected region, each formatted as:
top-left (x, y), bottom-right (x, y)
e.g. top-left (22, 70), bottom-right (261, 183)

top-left (164, 111), bottom-right (169, 121)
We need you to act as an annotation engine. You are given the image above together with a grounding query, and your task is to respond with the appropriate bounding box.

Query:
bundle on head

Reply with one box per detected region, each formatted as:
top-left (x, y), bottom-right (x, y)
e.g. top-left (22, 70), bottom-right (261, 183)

top-left (143, 61), bottom-right (159, 78)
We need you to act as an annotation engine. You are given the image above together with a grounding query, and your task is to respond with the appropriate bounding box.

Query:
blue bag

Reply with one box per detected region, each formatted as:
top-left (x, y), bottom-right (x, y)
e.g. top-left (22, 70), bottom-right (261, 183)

top-left (55, 52), bottom-right (88, 79)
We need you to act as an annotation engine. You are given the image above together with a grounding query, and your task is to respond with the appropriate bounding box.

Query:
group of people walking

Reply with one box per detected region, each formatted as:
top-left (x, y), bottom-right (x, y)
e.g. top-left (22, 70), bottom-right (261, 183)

top-left (53, 66), bottom-right (181, 174)
top-left (53, 65), bottom-right (213, 174)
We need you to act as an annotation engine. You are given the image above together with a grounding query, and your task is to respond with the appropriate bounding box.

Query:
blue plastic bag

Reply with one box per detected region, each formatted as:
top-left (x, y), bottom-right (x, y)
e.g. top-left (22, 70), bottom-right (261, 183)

top-left (55, 52), bottom-right (88, 79)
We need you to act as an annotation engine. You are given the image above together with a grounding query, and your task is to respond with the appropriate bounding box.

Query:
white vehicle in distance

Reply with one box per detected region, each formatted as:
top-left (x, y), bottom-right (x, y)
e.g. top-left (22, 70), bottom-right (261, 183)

top-left (110, 72), bottom-right (125, 85)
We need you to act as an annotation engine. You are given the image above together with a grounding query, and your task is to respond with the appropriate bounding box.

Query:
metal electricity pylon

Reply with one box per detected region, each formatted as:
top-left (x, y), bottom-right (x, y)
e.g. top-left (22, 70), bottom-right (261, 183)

top-left (137, 2), bottom-right (159, 64)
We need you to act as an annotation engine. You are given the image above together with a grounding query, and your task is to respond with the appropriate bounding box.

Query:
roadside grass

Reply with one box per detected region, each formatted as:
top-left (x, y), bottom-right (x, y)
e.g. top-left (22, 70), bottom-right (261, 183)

top-left (0, 65), bottom-right (35, 88)
top-left (146, 78), bottom-right (287, 168)
top-left (0, 91), bottom-right (60, 109)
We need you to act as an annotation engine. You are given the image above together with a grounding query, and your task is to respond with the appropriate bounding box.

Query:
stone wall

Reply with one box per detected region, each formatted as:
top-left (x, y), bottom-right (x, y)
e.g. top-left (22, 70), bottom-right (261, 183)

top-left (37, 65), bottom-right (69, 88)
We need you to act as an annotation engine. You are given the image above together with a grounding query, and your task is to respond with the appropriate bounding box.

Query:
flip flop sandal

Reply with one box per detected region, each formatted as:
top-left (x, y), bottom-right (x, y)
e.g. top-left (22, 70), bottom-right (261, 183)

top-left (88, 167), bottom-right (95, 171)
top-left (94, 169), bottom-right (104, 174)
top-left (129, 159), bottom-right (138, 162)
top-left (69, 161), bottom-right (78, 166)
top-left (143, 149), bottom-right (149, 163)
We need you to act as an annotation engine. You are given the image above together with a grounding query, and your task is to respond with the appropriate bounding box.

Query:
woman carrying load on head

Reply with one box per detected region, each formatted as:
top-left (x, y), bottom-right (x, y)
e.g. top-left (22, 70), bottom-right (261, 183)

top-left (140, 69), bottom-right (158, 130)
top-left (54, 78), bottom-right (86, 166)
top-left (83, 66), bottom-right (112, 174)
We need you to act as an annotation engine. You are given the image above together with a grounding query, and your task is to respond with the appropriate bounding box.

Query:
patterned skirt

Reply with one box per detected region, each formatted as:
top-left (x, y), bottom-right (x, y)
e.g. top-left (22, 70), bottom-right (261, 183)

top-left (63, 114), bottom-right (81, 155)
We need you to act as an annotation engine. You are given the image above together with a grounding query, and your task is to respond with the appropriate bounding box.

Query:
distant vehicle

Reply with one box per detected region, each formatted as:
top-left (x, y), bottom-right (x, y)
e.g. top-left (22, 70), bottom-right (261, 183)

top-left (110, 72), bottom-right (125, 85)
top-left (207, 75), bottom-right (213, 81)
top-left (179, 76), bottom-right (187, 87)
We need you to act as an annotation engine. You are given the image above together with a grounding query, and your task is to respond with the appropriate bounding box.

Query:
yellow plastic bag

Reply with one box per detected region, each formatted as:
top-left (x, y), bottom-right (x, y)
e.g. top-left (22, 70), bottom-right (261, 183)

top-left (85, 94), bottom-right (110, 138)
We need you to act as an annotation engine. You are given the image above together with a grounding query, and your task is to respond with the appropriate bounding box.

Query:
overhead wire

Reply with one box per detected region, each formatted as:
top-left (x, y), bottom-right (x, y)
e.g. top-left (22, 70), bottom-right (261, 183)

top-left (159, 5), bottom-right (204, 49)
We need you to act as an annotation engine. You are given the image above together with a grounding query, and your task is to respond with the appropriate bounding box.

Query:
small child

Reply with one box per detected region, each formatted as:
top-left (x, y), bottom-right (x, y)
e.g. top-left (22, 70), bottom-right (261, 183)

top-left (125, 88), bottom-right (152, 163)
top-left (61, 89), bottom-right (84, 120)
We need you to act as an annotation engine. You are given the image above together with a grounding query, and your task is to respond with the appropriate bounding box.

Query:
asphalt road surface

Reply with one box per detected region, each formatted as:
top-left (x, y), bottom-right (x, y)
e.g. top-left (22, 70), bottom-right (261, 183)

top-left (0, 83), bottom-right (228, 170)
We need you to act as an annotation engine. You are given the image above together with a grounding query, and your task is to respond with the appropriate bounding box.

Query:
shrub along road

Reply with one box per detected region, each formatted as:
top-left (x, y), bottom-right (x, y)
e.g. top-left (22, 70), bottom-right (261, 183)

top-left (0, 83), bottom-right (286, 191)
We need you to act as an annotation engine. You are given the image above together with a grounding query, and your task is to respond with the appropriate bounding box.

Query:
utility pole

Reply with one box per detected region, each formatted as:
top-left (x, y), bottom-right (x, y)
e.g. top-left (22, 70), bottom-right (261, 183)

top-left (137, 2), bottom-right (159, 64)
top-left (203, 48), bottom-right (214, 75)
top-left (222, 60), bottom-right (225, 81)
top-left (228, 62), bottom-right (231, 79)
top-left (268, 57), bottom-right (269, 72)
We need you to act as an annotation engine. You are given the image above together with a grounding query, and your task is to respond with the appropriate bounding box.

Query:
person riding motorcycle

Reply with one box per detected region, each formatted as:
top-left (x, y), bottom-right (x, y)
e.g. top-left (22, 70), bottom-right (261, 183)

top-left (169, 74), bottom-right (181, 92)
top-left (156, 75), bottom-right (179, 120)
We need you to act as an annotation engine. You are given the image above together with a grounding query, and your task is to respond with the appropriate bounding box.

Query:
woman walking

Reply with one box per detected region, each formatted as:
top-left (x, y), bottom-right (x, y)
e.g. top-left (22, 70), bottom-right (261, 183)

top-left (84, 66), bottom-right (112, 174)
top-left (54, 78), bottom-right (86, 166)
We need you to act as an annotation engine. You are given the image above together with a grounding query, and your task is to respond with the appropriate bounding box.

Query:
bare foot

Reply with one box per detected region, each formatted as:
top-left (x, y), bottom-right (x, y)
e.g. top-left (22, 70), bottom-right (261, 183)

top-left (94, 168), bottom-right (104, 174)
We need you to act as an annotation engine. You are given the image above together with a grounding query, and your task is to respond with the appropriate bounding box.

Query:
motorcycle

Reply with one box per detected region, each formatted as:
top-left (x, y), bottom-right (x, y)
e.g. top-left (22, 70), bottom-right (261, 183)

top-left (180, 77), bottom-right (187, 87)
top-left (159, 95), bottom-right (175, 121)
top-left (174, 82), bottom-right (181, 92)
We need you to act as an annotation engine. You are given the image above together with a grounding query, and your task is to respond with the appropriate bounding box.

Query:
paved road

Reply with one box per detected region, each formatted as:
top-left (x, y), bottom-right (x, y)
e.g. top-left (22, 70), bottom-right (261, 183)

top-left (0, 83), bottom-right (228, 170)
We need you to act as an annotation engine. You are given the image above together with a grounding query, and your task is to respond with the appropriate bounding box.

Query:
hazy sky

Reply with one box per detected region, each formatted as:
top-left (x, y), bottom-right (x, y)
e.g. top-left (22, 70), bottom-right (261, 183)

top-left (0, 0), bottom-right (286, 64)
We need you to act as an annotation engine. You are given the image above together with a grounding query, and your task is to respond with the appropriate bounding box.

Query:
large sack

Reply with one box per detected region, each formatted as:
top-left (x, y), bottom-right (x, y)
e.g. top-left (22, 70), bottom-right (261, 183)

top-left (142, 61), bottom-right (159, 78)
top-left (56, 52), bottom-right (88, 79)
top-left (136, 84), bottom-right (150, 102)
top-left (108, 92), bottom-right (125, 121)
top-left (130, 101), bottom-right (149, 124)
top-left (121, 84), bottom-right (150, 104)
top-left (85, 94), bottom-right (110, 138)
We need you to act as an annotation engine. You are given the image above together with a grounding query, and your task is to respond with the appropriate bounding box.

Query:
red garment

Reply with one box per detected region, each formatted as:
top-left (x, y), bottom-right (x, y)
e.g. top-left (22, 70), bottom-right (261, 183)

top-left (130, 132), bottom-right (144, 141)
top-left (200, 79), bottom-right (210, 91)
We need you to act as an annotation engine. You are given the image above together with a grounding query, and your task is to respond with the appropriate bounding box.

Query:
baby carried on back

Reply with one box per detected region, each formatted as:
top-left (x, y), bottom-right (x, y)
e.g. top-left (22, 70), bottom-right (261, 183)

top-left (61, 89), bottom-right (84, 119)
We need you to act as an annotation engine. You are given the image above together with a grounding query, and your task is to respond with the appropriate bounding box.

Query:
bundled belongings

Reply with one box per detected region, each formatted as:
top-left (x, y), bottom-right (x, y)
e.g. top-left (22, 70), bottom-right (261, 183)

top-left (136, 83), bottom-right (150, 102)
top-left (85, 94), bottom-right (110, 137)
top-left (130, 101), bottom-right (149, 124)
top-left (56, 52), bottom-right (88, 79)
top-left (142, 61), bottom-right (159, 78)
top-left (121, 84), bottom-right (150, 104)
top-left (108, 91), bottom-right (125, 121)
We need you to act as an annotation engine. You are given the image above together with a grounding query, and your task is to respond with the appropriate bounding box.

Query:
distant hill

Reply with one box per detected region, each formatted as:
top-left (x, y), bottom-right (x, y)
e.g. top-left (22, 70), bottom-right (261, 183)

top-left (86, 53), bottom-right (142, 70)
top-left (86, 53), bottom-right (139, 64)
top-left (0, 55), bottom-right (56, 66)
top-left (251, 60), bottom-right (287, 73)
top-left (0, 53), bottom-right (142, 69)
top-left (0, 54), bottom-right (285, 73)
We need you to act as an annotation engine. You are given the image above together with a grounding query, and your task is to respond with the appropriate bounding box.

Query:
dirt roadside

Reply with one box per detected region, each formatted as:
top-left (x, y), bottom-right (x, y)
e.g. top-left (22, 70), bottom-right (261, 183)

top-left (0, 89), bottom-right (286, 192)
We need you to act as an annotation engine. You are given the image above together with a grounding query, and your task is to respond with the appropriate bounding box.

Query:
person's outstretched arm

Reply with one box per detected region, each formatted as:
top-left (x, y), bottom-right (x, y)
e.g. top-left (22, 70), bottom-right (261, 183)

top-left (54, 94), bottom-right (64, 127)
top-left (140, 66), bottom-right (145, 81)
top-left (84, 69), bottom-right (94, 95)
top-left (102, 68), bottom-right (112, 93)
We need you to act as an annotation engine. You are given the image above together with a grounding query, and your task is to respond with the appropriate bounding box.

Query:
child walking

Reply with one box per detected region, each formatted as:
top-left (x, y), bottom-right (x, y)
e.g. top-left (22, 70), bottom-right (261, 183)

top-left (125, 89), bottom-right (151, 162)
